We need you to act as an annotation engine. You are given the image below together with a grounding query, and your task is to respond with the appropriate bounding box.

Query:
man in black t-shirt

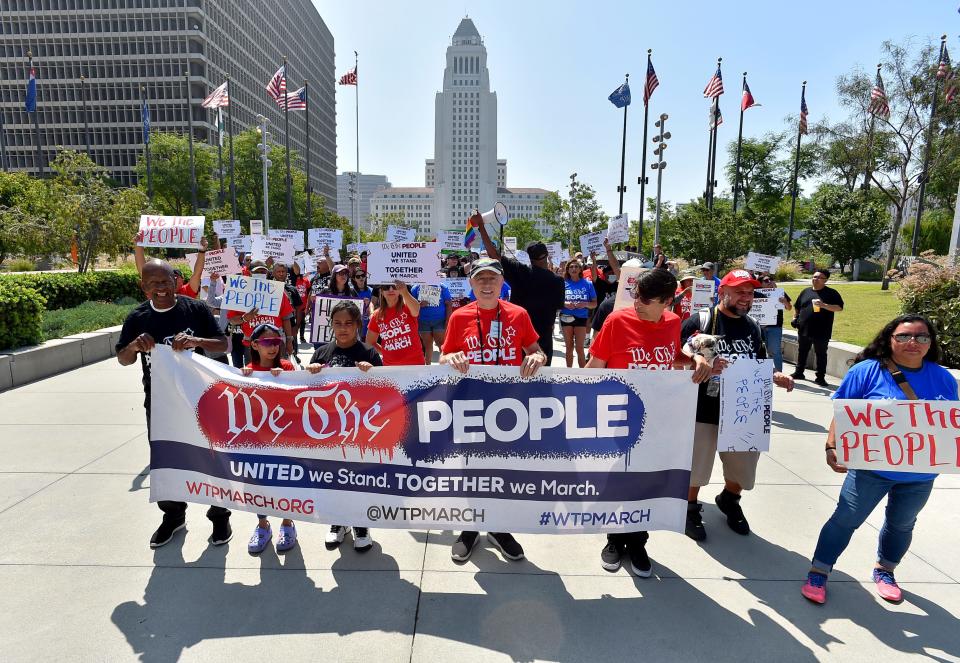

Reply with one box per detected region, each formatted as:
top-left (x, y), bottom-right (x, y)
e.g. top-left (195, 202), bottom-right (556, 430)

top-left (680, 269), bottom-right (794, 542)
top-left (790, 269), bottom-right (844, 387)
top-left (116, 260), bottom-right (230, 549)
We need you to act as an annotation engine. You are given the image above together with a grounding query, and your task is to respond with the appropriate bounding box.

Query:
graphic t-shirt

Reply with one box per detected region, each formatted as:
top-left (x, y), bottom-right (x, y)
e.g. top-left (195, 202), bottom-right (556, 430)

top-left (245, 359), bottom-right (295, 372)
top-left (226, 291), bottom-right (295, 344)
top-left (368, 304), bottom-right (425, 366)
top-left (681, 308), bottom-right (767, 424)
top-left (294, 277), bottom-right (311, 311)
top-left (442, 300), bottom-right (539, 366)
top-left (833, 358), bottom-right (959, 482)
top-left (673, 287), bottom-right (693, 321)
top-left (309, 341), bottom-right (383, 369)
top-left (116, 297), bottom-right (223, 405)
top-left (562, 278), bottom-right (597, 319)
top-left (591, 308), bottom-right (681, 369)
top-left (412, 284), bottom-right (451, 323)
top-left (795, 286), bottom-right (844, 339)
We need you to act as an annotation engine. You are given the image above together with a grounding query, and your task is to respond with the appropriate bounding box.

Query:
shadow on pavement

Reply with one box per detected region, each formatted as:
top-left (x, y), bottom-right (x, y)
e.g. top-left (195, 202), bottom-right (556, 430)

top-left (772, 410), bottom-right (828, 434)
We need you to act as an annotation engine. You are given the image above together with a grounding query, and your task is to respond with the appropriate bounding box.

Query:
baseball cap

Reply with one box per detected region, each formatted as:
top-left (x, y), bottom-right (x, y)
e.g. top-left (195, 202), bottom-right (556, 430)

top-left (249, 260), bottom-right (268, 273)
top-left (699, 262), bottom-right (716, 271)
top-left (525, 241), bottom-right (548, 260)
top-left (719, 269), bottom-right (761, 288)
top-left (332, 264), bottom-right (349, 275)
top-left (679, 271), bottom-right (697, 283)
top-left (348, 256), bottom-right (361, 265)
top-left (469, 257), bottom-right (503, 278)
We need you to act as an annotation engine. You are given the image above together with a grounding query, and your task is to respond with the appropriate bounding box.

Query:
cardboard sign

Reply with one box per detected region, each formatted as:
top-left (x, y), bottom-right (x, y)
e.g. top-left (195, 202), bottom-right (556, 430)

top-left (184, 249), bottom-right (242, 278)
top-left (504, 236), bottom-right (518, 252)
top-left (745, 251), bottom-right (780, 274)
top-left (443, 277), bottom-right (470, 299)
top-left (228, 235), bottom-right (252, 254)
top-left (250, 235), bottom-right (294, 264)
top-left (613, 266), bottom-right (643, 310)
top-left (437, 231), bottom-right (465, 251)
top-left (269, 229), bottom-right (305, 252)
top-left (137, 215), bottom-right (205, 249)
top-left (691, 279), bottom-right (715, 313)
top-left (756, 287), bottom-right (786, 310)
top-left (579, 231), bottom-right (605, 256)
top-left (718, 359), bottom-right (774, 452)
top-left (546, 242), bottom-right (563, 264)
top-left (416, 284), bottom-right (443, 307)
top-left (606, 213), bottom-right (629, 243)
top-left (748, 295), bottom-right (778, 326)
top-left (308, 228), bottom-right (343, 251)
top-left (347, 242), bottom-right (367, 255)
top-left (366, 242), bottom-right (441, 285)
top-left (221, 274), bottom-right (287, 316)
top-left (250, 219), bottom-right (264, 235)
top-left (309, 296), bottom-right (366, 344)
top-left (834, 399), bottom-right (960, 474)
top-left (213, 220), bottom-right (241, 238)
top-left (386, 225), bottom-right (417, 242)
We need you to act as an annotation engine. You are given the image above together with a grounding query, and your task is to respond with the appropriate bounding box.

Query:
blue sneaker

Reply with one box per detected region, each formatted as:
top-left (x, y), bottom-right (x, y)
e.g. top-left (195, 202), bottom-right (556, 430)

top-left (276, 524), bottom-right (298, 552)
top-left (247, 525), bottom-right (272, 554)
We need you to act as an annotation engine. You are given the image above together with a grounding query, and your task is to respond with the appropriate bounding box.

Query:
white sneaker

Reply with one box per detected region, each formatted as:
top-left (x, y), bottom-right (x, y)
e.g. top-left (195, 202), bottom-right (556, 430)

top-left (325, 524), bottom-right (347, 550)
top-left (353, 527), bottom-right (373, 552)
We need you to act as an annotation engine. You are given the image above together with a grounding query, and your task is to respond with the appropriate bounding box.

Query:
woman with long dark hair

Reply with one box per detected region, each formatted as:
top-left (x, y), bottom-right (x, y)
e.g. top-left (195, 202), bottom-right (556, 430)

top-left (801, 314), bottom-right (958, 605)
top-left (560, 259), bottom-right (597, 367)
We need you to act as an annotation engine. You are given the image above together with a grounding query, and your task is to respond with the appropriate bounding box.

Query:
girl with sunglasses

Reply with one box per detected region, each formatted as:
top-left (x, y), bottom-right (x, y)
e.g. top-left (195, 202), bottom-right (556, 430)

top-left (366, 281), bottom-right (424, 366)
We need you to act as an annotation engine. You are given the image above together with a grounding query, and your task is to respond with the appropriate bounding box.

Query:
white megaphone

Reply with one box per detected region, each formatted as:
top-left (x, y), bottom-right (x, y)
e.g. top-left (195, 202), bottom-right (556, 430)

top-left (479, 201), bottom-right (509, 226)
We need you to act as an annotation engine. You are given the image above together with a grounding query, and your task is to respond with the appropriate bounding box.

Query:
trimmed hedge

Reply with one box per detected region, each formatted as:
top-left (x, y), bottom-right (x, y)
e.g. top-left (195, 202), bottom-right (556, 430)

top-left (0, 281), bottom-right (46, 350)
top-left (897, 257), bottom-right (960, 369)
top-left (0, 271), bottom-right (142, 311)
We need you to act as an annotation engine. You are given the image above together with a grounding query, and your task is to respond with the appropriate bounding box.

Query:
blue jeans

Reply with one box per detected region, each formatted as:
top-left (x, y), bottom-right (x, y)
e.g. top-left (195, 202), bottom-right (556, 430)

top-left (762, 325), bottom-right (783, 372)
top-left (811, 469), bottom-right (934, 573)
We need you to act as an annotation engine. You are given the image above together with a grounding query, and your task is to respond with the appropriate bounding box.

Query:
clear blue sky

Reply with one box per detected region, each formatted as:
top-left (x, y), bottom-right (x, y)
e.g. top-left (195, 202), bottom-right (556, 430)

top-left (315, 0), bottom-right (954, 217)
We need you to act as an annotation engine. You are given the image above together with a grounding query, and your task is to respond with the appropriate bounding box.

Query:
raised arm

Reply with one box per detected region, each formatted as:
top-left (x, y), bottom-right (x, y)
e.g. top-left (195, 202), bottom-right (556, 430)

top-left (474, 213), bottom-right (501, 261)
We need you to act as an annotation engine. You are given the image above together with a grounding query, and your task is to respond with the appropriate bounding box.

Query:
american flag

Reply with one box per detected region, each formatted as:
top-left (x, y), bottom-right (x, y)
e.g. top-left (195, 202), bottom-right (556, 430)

top-left (799, 88), bottom-right (809, 135)
top-left (266, 64), bottom-right (286, 101)
top-left (201, 81), bottom-right (229, 108)
top-left (280, 86), bottom-right (307, 110)
top-left (703, 65), bottom-right (723, 98)
top-left (644, 58), bottom-right (659, 105)
top-left (942, 47), bottom-right (958, 103)
top-left (937, 45), bottom-right (951, 79)
top-left (338, 67), bottom-right (358, 86)
top-left (741, 79), bottom-right (759, 111)
top-left (868, 69), bottom-right (890, 119)
top-left (709, 100), bottom-right (723, 129)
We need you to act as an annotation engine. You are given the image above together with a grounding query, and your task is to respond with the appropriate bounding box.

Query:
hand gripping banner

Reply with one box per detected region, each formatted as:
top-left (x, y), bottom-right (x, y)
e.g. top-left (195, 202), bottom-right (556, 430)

top-left (148, 347), bottom-right (698, 534)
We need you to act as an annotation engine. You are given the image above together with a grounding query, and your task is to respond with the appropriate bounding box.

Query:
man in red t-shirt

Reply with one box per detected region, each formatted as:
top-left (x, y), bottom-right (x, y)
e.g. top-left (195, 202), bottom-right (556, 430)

top-left (440, 257), bottom-right (546, 563)
top-left (227, 260), bottom-right (296, 357)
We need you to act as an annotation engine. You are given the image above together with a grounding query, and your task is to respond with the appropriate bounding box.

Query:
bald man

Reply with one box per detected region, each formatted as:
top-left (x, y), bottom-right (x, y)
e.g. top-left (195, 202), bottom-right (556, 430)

top-left (117, 260), bottom-right (230, 549)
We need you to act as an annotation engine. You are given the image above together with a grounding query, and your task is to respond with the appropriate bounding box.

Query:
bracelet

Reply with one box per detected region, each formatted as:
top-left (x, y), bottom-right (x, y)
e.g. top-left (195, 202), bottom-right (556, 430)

top-left (825, 445), bottom-right (836, 452)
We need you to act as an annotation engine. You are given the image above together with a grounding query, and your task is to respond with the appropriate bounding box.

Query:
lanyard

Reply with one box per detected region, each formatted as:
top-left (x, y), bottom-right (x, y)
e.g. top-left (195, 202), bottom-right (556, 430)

top-left (475, 304), bottom-right (502, 366)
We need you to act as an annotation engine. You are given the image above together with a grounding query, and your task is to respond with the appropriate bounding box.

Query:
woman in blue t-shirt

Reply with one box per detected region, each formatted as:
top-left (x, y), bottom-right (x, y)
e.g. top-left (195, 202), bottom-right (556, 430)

top-left (560, 260), bottom-right (597, 367)
top-left (801, 314), bottom-right (958, 605)
top-left (412, 283), bottom-right (452, 365)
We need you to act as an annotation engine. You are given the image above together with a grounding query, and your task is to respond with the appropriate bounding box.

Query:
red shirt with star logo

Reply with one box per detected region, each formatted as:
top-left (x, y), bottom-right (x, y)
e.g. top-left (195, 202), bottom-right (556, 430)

top-left (369, 303), bottom-right (425, 365)
top-left (442, 300), bottom-right (539, 366)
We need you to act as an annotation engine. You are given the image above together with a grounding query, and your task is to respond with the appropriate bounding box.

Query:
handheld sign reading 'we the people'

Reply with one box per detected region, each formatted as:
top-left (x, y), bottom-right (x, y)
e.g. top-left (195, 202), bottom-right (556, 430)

top-left (137, 215), bottom-right (205, 249)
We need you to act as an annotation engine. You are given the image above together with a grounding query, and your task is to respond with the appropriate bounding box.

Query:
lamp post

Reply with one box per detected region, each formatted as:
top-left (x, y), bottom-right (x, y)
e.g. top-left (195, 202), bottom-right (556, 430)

top-left (256, 114), bottom-right (272, 232)
top-left (650, 113), bottom-right (671, 246)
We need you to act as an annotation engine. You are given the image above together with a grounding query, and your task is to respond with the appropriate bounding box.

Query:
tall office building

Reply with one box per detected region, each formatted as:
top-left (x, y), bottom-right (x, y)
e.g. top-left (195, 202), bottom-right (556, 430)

top-left (371, 17), bottom-right (549, 237)
top-left (336, 171), bottom-right (391, 228)
top-left (0, 0), bottom-right (337, 210)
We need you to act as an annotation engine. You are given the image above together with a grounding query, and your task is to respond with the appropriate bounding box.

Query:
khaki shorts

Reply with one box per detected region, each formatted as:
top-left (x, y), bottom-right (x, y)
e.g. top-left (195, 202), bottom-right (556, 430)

top-left (690, 422), bottom-right (760, 490)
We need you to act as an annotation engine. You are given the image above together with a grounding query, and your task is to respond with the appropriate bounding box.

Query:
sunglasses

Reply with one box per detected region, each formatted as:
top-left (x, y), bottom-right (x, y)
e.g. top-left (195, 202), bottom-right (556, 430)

top-left (353, 273), bottom-right (367, 279)
top-left (254, 337), bottom-right (284, 347)
top-left (382, 285), bottom-right (397, 291)
top-left (892, 333), bottom-right (931, 345)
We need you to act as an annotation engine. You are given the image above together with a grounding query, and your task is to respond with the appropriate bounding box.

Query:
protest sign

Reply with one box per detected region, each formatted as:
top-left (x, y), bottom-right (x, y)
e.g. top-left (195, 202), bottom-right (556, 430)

top-left (184, 249), bottom-right (242, 277)
top-left (606, 213), bottom-right (629, 243)
top-left (443, 277), bottom-right (470, 299)
top-left (250, 235), bottom-right (294, 264)
top-left (137, 215), bottom-right (205, 249)
top-left (748, 295), bottom-right (778, 326)
top-left (269, 228), bottom-right (305, 252)
top-left (546, 242), bottom-right (563, 264)
top-left (691, 279), bottom-right (715, 313)
top-left (221, 274), bottom-right (287, 316)
top-left (744, 251), bottom-right (780, 274)
top-left (347, 242), bottom-right (367, 255)
top-left (309, 296), bottom-right (365, 344)
top-left (386, 225), bottom-right (416, 242)
top-left (295, 251), bottom-right (315, 276)
top-left (213, 220), bottom-right (241, 238)
top-left (718, 359), bottom-right (774, 452)
top-left (366, 242), bottom-right (441, 285)
top-left (613, 266), bottom-right (643, 310)
top-left (437, 231), bottom-right (465, 251)
top-left (560, 248), bottom-right (570, 263)
top-left (504, 236), bottom-right (518, 252)
top-left (307, 227), bottom-right (343, 251)
top-left (834, 399), bottom-right (960, 473)
top-left (227, 235), bottom-right (251, 254)
top-left (756, 287), bottom-right (786, 309)
top-left (149, 347), bottom-right (699, 533)
top-left (415, 284), bottom-right (443, 307)
top-left (514, 250), bottom-right (531, 266)
top-left (579, 231), bottom-right (605, 256)
top-left (250, 219), bottom-right (264, 235)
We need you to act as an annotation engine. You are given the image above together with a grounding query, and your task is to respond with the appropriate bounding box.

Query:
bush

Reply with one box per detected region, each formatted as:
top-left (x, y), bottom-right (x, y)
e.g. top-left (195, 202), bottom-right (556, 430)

top-left (4, 258), bottom-right (36, 272)
top-left (896, 256), bottom-right (960, 369)
top-left (41, 299), bottom-right (139, 342)
top-left (773, 260), bottom-right (802, 282)
top-left (0, 281), bottom-right (46, 350)
top-left (0, 271), bottom-right (142, 310)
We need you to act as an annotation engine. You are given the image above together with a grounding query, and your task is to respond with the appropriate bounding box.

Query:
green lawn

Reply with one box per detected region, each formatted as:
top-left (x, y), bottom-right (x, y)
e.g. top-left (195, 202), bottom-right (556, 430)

top-left (781, 282), bottom-right (901, 348)
top-left (41, 299), bottom-right (139, 342)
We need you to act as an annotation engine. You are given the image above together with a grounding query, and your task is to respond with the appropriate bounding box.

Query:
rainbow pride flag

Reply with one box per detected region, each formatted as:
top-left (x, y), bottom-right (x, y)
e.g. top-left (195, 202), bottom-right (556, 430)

top-left (463, 225), bottom-right (477, 248)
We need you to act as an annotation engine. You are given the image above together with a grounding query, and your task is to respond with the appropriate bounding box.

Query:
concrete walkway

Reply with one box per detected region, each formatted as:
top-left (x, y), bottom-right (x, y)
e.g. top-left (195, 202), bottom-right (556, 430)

top-left (1, 349), bottom-right (959, 662)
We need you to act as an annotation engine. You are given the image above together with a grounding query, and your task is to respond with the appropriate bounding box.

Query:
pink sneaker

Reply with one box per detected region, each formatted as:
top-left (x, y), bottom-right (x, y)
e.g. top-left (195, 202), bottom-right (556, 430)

top-left (801, 572), bottom-right (827, 604)
top-left (872, 568), bottom-right (902, 602)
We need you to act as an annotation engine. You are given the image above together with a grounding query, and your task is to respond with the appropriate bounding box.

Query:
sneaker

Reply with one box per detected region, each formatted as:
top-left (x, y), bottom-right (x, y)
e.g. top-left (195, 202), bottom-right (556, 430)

top-left (450, 531), bottom-right (480, 562)
top-left (600, 537), bottom-right (624, 572)
top-left (276, 524), bottom-right (297, 552)
top-left (625, 539), bottom-right (652, 578)
top-left (353, 527), bottom-right (373, 552)
top-left (247, 525), bottom-right (272, 554)
top-left (814, 377), bottom-right (830, 388)
top-left (685, 502), bottom-right (706, 542)
top-left (487, 532), bottom-right (525, 561)
top-left (210, 518), bottom-right (233, 546)
top-left (150, 516), bottom-right (185, 548)
top-left (790, 371), bottom-right (805, 380)
top-left (715, 491), bottom-right (750, 535)
top-left (325, 525), bottom-right (347, 550)
top-left (872, 568), bottom-right (903, 602)
top-left (801, 571), bottom-right (828, 604)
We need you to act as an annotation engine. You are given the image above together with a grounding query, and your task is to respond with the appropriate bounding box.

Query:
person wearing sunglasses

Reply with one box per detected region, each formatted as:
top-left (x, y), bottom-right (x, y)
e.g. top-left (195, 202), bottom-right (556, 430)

top-left (366, 280), bottom-right (424, 366)
top-left (791, 269), bottom-right (844, 387)
top-left (801, 314), bottom-right (958, 605)
top-left (351, 270), bottom-right (373, 339)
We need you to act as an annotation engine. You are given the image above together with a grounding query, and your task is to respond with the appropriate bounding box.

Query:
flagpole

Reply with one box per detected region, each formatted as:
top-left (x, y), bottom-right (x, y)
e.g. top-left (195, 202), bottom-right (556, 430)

top-left (911, 35), bottom-right (947, 255)
top-left (354, 50), bottom-right (360, 240)
top-left (27, 51), bottom-right (44, 176)
top-left (141, 86), bottom-right (152, 201)
top-left (786, 81), bottom-right (806, 261)
top-left (215, 107), bottom-right (225, 207)
top-left (637, 51), bottom-right (652, 253)
top-left (732, 72), bottom-right (747, 214)
top-left (226, 76), bottom-right (237, 219)
top-left (80, 75), bottom-right (91, 159)
top-left (184, 70), bottom-right (198, 213)
top-left (616, 73), bottom-right (629, 215)
top-left (283, 56), bottom-right (293, 229)
top-left (704, 117), bottom-right (714, 204)
top-left (304, 79), bottom-right (313, 224)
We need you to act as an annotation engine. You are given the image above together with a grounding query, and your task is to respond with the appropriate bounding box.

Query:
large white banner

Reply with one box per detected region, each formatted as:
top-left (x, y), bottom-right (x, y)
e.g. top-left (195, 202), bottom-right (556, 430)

top-left (149, 347), bottom-right (699, 533)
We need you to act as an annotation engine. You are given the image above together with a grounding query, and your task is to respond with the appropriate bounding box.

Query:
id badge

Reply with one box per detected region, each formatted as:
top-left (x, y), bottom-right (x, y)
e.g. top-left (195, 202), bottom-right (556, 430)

top-left (489, 321), bottom-right (501, 340)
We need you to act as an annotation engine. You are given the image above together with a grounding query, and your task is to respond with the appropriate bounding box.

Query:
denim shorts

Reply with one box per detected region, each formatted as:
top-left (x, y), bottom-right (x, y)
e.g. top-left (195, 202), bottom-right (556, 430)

top-left (419, 318), bottom-right (446, 333)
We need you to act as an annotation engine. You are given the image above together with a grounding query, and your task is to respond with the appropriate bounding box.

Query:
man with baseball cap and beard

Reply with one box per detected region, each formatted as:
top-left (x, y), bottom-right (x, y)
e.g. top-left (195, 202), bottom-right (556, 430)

top-left (680, 269), bottom-right (794, 541)
top-left (440, 257), bottom-right (548, 562)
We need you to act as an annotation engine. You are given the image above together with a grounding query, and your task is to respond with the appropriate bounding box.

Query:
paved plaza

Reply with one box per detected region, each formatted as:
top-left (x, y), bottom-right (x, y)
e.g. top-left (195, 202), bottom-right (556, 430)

top-left (2, 346), bottom-right (959, 662)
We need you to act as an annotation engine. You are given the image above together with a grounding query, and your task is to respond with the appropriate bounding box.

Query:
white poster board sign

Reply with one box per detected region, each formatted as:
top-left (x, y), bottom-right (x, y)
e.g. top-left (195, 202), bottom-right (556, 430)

top-left (269, 229), bottom-right (305, 252)
top-left (307, 228), bottom-right (343, 251)
top-left (347, 242), bottom-right (367, 255)
top-left (546, 242), bottom-right (563, 264)
top-left (386, 225), bottom-right (416, 242)
top-left (437, 231), bottom-right (465, 251)
top-left (606, 213), bottom-right (629, 243)
top-left (748, 296), bottom-right (778, 326)
top-left (221, 274), bottom-right (287, 316)
top-left (250, 235), bottom-right (294, 264)
top-left (250, 219), bottom-right (264, 235)
top-left (756, 287), bottom-right (786, 310)
top-left (137, 215), bottom-right (205, 249)
top-left (691, 279), bottom-right (715, 313)
top-left (579, 231), bottom-right (605, 257)
top-left (613, 266), bottom-right (643, 310)
top-left (310, 296), bottom-right (365, 344)
top-left (227, 235), bottom-right (251, 254)
top-left (443, 277), bottom-right (470, 299)
top-left (213, 220), bottom-right (241, 238)
top-left (718, 359), bottom-right (774, 452)
top-left (514, 249), bottom-right (531, 266)
top-left (184, 249), bottom-right (242, 277)
top-left (295, 251), bottom-right (315, 276)
top-left (745, 251), bottom-right (780, 274)
top-left (366, 242), bottom-right (441, 285)
top-left (504, 236), bottom-right (518, 252)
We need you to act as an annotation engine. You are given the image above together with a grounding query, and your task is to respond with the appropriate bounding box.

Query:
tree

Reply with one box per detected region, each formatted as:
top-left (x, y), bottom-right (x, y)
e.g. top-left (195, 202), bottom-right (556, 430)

top-left (501, 217), bottom-right (542, 248)
top-left (808, 185), bottom-right (890, 274)
top-left (669, 200), bottom-right (750, 269)
top-left (900, 207), bottom-right (954, 254)
top-left (0, 172), bottom-right (48, 264)
top-left (364, 211), bottom-right (409, 242)
top-left (545, 182), bottom-right (606, 249)
top-left (135, 132), bottom-right (215, 215)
